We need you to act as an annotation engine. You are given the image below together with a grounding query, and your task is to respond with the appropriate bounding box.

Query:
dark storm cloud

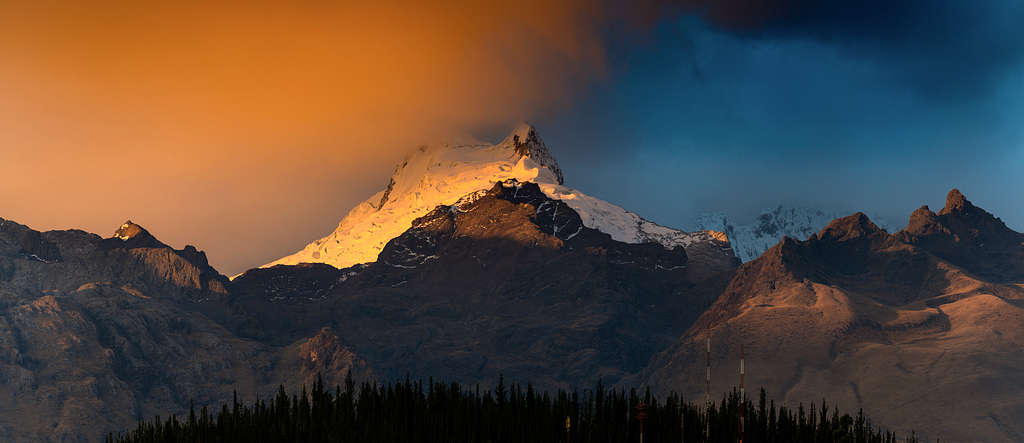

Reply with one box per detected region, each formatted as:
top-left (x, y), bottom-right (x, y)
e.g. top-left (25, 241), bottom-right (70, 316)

top-left (637, 0), bottom-right (1024, 99)
top-left (547, 1), bottom-right (1024, 237)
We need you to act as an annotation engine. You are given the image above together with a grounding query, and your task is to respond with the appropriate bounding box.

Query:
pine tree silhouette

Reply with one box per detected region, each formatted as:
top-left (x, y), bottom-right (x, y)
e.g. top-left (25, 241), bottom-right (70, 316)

top-left (106, 375), bottom-right (921, 443)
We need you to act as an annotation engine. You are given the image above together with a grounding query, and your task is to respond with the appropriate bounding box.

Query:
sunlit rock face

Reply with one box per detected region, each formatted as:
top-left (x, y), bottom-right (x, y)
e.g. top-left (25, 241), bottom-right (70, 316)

top-left (260, 124), bottom-right (733, 272)
top-left (644, 190), bottom-right (1024, 443)
top-left (896, 188), bottom-right (1024, 282)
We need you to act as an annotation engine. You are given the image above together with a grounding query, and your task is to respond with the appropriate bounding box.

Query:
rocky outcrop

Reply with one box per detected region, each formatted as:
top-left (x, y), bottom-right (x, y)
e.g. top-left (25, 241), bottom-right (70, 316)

top-left (897, 188), bottom-right (1024, 282)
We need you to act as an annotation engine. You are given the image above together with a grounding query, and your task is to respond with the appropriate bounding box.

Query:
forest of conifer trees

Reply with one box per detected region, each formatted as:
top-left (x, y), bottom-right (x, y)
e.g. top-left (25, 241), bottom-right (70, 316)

top-left (107, 375), bottom-right (920, 443)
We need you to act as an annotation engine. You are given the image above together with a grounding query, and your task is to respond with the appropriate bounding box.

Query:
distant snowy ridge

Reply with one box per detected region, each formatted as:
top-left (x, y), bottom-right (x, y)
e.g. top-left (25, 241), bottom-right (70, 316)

top-left (541, 184), bottom-right (727, 249)
top-left (695, 206), bottom-right (891, 262)
top-left (259, 124), bottom-right (727, 272)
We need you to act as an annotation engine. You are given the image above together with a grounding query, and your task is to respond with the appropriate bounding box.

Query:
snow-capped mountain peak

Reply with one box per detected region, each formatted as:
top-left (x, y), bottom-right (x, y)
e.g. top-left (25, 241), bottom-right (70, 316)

top-left (262, 126), bottom-right (565, 270)
top-left (259, 125), bottom-right (729, 272)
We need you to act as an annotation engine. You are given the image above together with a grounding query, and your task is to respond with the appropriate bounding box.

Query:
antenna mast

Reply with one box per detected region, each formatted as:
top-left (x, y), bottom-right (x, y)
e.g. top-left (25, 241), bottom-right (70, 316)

top-left (740, 344), bottom-right (745, 443)
top-left (705, 334), bottom-right (711, 440)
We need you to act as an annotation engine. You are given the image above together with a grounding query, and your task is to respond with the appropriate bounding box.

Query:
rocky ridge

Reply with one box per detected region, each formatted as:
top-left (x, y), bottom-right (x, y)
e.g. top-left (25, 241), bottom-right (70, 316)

top-left (644, 189), bottom-right (1024, 442)
top-left (0, 219), bottom-right (370, 442)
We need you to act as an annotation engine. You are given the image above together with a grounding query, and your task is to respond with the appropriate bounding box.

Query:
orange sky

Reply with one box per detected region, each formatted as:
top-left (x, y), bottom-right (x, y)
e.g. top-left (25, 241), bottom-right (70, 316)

top-left (0, 1), bottom-right (611, 274)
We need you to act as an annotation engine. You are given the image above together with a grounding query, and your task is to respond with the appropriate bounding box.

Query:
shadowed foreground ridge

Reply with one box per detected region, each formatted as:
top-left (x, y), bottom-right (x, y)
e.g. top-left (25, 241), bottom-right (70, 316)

top-left (107, 377), bottom-right (917, 443)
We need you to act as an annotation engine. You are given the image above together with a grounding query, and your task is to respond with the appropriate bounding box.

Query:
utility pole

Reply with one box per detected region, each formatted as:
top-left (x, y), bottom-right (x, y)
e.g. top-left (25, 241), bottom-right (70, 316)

top-left (565, 416), bottom-right (571, 443)
top-left (740, 344), bottom-right (745, 443)
top-left (706, 334), bottom-right (711, 441)
top-left (635, 401), bottom-right (648, 443)
top-left (681, 404), bottom-right (685, 443)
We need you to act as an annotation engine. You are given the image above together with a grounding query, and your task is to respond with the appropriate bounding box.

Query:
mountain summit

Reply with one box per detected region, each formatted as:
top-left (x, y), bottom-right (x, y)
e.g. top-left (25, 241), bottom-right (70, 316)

top-left (939, 187), bottom-right (970, 214)
top-left (503, 123), bottom-right (564, 185)
top-left (105, 220), bottom-right (167, 249)
top-left (260, 125), bottom-right (731, 271)
top-left (899, 188), bottom-right (1024, 281)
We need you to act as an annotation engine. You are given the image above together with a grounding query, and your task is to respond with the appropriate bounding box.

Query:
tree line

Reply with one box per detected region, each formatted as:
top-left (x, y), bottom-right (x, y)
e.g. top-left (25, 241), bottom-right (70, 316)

top-left (107, 374), bottom-right (920, 442)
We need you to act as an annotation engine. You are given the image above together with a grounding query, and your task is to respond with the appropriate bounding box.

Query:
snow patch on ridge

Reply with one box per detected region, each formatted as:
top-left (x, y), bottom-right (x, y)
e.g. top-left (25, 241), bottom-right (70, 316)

top-left (538, 184), bottom-right (720, 249)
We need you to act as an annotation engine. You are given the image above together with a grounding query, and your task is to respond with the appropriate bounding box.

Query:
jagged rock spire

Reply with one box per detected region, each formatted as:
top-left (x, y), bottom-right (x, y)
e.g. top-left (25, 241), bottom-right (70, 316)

top-left (939, 188), bottom-right (972, 215)
top-left (113, 220), bottom-right (145, 240)
top-left (501, 123), bottom-right (564, 185)
top-left (106, 220), bottom-right (168, 249)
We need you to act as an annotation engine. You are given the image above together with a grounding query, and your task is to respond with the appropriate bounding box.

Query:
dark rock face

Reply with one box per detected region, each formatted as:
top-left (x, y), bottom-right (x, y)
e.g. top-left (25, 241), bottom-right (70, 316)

top-left (510, 126), bottom-right (564, 185)
top-left (1, 218), bottom-right (63, 263)
top-left (377, 176), bottom-right (397, 209)
top-left (230, 180), bottom-right (734, 388)
top-left (17, 230), bottom-right (63, 263)
top-left (643, 189), bottom-right (1024, 443)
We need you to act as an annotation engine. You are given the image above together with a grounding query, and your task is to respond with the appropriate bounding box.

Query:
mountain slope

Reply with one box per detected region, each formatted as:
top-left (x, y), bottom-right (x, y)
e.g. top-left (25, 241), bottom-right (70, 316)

top-left (0, 219), bottom-right (371, 442)
top-left (262, 124), bottom-right (730, 271)
top-left (231, 180), bottom-right (738, 388)
top-left (643, 190), bottom-right (1024, 442)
